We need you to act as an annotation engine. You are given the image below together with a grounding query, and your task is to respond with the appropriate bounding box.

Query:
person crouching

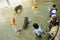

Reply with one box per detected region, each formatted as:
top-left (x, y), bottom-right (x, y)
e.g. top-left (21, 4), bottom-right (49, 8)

top-left (33, 23), bottom-right (46, 37)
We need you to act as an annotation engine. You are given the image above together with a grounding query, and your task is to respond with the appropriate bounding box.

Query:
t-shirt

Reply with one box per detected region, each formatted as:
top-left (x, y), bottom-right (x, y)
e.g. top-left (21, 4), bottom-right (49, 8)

top-left (50, 8), bottom-right (57, 16)
top-left (49, 26), bottom-right (58, 36)
top-left (34, 27), bottom-right (43, 36)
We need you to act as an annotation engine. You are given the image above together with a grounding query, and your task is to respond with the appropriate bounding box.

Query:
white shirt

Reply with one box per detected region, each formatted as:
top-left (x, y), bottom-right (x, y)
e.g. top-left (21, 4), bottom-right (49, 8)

top-left (34, 27), bottom-right (43, 36)
top-left (52, 9), bottom-right (56, 13)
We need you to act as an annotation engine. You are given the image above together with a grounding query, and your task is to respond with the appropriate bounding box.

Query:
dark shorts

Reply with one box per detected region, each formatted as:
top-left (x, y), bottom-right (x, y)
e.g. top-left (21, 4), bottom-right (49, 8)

top-left (35, 34), bottom-right (41, 37)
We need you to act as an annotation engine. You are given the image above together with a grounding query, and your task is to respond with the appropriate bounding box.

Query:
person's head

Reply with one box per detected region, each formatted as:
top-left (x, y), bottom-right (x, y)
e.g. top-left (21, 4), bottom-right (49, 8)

top-left (53, 17), bottom-right (57, 21)
top-left (51, 15), bottom-right (56, 20)
top-left (53, 4), bottom-right (56, 8)
top-left (24, 17), bottom-right (28, 20)
top-left (52, 16), bottom-right (57, 21)
top-left (33, 23), bottom-right (39, 29)
top-left (13, 17), bottom-right (16, 21)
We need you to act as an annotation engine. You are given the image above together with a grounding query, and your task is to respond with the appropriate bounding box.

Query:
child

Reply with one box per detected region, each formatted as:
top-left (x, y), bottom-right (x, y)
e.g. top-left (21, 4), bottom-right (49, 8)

top-left (49, 4), bottom-right (58, 17)
top-left (10, 17), bottom-right (20, 32)
top-left (23, 17), bottom-right (29, 29)
top-left (47, 25), bottom-right (58, 40)
top-left (32, 0), bottom-right (37, 6)
top-left (48, 15), bottom-right (59, 29)
top-left (33, 23), bottom-right (46, 37)
top-left (32, 0), bottom-right (38, 11)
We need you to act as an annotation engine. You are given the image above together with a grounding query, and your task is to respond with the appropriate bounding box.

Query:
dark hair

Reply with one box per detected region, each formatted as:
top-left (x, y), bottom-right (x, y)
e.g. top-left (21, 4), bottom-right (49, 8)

top-left (33, 23), bottom-right (39, 29)
top-left (52, 16), bottom-right (57, 21)
top-left (53, 4), bottom-right (56, 7)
